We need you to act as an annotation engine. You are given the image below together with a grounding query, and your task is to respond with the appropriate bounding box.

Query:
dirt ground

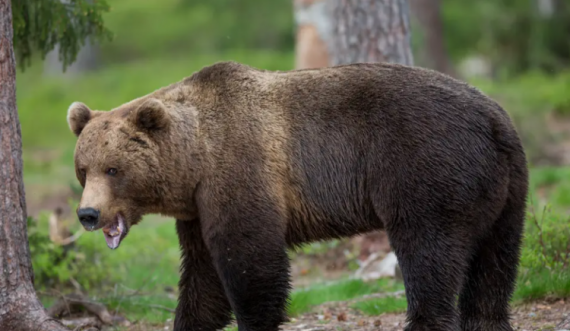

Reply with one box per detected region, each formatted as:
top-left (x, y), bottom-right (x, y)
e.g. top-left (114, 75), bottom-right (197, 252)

top-left (278, 298), bottom-right (570, 331)
top-left (118, 297), bottom-right (569, 331)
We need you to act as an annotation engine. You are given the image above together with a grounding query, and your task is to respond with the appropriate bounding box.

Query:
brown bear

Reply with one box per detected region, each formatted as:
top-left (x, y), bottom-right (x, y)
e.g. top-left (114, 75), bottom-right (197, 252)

top-left (66, 61), bottom-right (528, 331)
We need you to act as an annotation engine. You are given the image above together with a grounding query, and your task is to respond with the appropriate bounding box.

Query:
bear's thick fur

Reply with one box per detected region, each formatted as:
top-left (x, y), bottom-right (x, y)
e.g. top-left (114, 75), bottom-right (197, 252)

top-left (67, 61), bottom-right (528, 331)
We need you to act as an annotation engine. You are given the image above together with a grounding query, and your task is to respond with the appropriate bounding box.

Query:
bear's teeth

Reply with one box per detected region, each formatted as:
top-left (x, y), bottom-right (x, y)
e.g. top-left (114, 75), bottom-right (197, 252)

top-left (104, 231), bottom-right (121, 249)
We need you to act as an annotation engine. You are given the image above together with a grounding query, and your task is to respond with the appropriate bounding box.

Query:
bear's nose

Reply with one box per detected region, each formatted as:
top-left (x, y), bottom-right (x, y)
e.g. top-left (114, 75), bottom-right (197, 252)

top-left (77, 207), bottom-right (100, 229)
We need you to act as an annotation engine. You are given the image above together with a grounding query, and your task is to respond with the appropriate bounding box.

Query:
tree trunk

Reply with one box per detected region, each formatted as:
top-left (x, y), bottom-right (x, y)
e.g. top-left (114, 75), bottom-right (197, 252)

top-left (328, 0), bottom-right (413, 66)
top-left (293, 0), bottom-right (413, 261)
top-left (0, 1), bottom-right (68, 330)
top-left (294, 0), bottom-right (413, 69)
top-left (409, 0), bottom-right (457, 77)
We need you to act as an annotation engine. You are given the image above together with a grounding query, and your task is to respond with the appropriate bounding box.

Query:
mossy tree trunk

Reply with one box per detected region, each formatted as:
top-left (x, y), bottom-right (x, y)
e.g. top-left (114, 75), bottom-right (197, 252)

top-left (0, 1), bottom-right (68, 330)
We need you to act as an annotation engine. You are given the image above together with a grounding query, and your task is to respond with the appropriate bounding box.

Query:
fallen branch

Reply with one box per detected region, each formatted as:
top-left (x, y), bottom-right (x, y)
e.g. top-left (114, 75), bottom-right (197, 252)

top-left (46, 292), bottom-right (130, 328)
top-left (60, 316), bottom-right (100, 330)
top-left (48, 293), bottom-right (114, 325)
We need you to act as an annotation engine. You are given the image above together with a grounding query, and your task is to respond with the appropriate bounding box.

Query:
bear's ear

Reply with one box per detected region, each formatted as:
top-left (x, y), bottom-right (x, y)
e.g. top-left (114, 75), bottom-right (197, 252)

top-left (131, 98), bottom-right (170, 132)
top-left (67, 102), bottom-right (96, 137)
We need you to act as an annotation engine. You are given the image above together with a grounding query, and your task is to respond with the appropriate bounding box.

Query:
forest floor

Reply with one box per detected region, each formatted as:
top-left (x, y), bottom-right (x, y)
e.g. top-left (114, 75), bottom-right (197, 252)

top-left (278, 298), bottom-right (570, 331)
top-left (115, 297), bottom-right (570, 331)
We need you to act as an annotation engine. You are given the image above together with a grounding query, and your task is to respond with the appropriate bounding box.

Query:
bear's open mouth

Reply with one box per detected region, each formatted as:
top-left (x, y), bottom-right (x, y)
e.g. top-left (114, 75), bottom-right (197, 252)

top-left (102, 213), bottom-right (128, 250)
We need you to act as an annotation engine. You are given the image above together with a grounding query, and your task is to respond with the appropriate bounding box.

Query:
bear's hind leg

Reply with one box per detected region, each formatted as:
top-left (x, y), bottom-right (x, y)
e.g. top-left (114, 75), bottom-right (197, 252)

top-left (174, 219), bottom-right (233, 331)
top-left (387, 215), bottom-right (472, 331)
top-left (458, 197), bottom-right (525, 331)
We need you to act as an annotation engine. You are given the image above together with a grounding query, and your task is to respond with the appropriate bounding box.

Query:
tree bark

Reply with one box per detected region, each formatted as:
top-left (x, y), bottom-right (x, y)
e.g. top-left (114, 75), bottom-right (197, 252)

top-left (328, 0), bottom-right (413, 66)
top-left (294, 0), bottom-right (413, 68)
top-left (409, 0), bottom-right (457, 77)
top-left (0, 1), bottom-right (68, 330)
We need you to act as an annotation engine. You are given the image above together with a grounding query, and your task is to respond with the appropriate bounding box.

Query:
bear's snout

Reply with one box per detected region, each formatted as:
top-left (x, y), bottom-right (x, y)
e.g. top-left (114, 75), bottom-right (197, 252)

top-left (77, 207), bottom-right (100, 230)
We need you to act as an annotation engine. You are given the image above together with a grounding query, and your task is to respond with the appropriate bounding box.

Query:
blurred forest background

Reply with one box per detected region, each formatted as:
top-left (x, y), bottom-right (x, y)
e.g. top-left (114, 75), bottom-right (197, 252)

top-left (16, 0), bottom-right (570, 330)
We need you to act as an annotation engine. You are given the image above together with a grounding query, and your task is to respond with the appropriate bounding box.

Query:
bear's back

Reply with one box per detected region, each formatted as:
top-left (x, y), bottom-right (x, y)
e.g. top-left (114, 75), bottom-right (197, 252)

top-left (184, 62), bottom-right (523, 245)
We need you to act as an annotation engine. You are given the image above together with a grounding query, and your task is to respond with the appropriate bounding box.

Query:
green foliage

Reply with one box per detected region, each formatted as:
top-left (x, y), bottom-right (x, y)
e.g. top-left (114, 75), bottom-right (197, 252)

top-left (515, 205), bottom-right (570, 299)
top-left (514, 269), bottom-right (570, 302)
top-left (176, 0), bottom-right (294, 51)
top-left (11, 0), bottom-right (113, 71)
top-left (523, 207), bottom-right (570, 272)
top-left (468, 70), bottom-right (570, 165)
top-left (99, 294), bottom-right (177, 324)
top-left (288, 279), bottom-right (404, 317)
top-left (27, 211), bottom-right (112, 291)
top-left (511, 167), bottom-right (570, 302)
top-left (98, 0), bottom-right (293, 64)
top-left (352, 296), bottom-right (407, 316)
top-left (441, 0), bottom-right (570, 76)
top-left (31, 206), bottom-right (183, 323)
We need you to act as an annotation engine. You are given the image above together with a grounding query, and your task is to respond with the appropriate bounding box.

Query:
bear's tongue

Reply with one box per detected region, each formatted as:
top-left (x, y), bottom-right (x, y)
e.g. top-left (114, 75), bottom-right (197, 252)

top-left (102, 214), bottom-right (125, 250)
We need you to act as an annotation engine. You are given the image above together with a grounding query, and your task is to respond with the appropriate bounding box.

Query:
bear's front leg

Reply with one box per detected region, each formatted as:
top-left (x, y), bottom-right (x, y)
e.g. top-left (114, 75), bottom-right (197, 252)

top-left (198, 189), bottom-right (291, 331)
top-left (174, 219), bottom-right (233, 331)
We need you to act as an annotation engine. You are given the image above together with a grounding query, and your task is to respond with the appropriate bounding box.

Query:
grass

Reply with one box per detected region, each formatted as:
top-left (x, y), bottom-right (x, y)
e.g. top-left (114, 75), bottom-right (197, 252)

top-left (100, 294), bottom-right (177, 324)
top-left (353, 296), bottom-right (408, 316)
top-left (514, 270), bottom-right (570, 302)
top-left (288, 278), bottom-right (405, 316)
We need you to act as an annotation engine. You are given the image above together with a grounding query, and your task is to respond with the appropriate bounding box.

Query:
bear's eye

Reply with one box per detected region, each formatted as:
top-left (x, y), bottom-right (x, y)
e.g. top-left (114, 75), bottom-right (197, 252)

top-left (79, 169), bottom-right (86, 178)
top-left (106, 168), bottom-right (118, 176)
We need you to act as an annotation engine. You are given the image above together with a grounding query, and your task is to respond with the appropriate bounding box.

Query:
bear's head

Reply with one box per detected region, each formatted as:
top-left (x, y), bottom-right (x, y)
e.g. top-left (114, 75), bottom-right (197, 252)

top-left (67, 98), bottom-right (174, 249)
